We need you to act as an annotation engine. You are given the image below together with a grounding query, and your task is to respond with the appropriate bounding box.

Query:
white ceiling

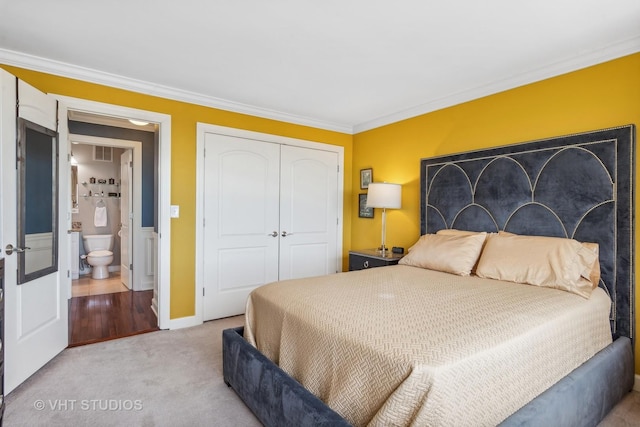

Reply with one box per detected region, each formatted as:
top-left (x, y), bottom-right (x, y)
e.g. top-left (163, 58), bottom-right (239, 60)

top-left (1, 1), bottom-right (639, 134)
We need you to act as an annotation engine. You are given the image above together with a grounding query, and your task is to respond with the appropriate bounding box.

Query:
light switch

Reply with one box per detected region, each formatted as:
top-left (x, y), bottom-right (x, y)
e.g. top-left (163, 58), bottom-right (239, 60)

top-left (170, 205), bottom-right (180, 218)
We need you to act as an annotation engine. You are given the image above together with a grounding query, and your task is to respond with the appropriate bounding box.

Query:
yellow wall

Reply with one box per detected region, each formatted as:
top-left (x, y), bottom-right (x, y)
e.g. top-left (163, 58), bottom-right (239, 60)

top-left (352, 52), bottom-right (640, 372)
top-left (0, 64), bottom-right (353, 319)
top-left (4, 52), bottom-right (639, 369)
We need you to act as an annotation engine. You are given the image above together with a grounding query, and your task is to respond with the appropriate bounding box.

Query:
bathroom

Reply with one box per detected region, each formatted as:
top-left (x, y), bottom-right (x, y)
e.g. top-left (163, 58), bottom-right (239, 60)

top-left (68, 114), bottom-right (158, 300)
top-left (71, 142), bottom-right (128, 294)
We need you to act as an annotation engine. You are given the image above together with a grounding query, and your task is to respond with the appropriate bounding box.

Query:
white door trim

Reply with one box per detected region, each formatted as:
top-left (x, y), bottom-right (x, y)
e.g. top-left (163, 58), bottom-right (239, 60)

top-left (68, 134), bottom-right (142, 290)
top-left (195, 123), bottom-right (345, 325)
top-left (52, 94), bottom-right (172, 330)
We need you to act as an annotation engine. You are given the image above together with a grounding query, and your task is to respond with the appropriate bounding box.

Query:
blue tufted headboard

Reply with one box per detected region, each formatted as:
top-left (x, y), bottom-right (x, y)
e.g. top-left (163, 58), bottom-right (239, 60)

top-left (421, 125), bottom-right (635, 340)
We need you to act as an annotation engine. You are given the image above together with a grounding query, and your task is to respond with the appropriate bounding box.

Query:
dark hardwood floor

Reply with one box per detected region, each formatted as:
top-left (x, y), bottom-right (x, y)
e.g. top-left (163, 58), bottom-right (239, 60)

top-left (69, 290), bottom-right (159, 347)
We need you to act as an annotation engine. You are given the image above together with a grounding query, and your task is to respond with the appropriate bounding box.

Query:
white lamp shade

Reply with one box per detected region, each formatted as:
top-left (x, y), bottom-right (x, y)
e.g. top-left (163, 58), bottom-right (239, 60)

top-left (366, 182), bottom-right (401, 209)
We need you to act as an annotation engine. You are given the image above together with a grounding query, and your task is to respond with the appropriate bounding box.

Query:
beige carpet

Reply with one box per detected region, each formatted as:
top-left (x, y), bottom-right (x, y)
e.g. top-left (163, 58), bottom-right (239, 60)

top-left (4, 315), bottom-right (262, 427)
top-left (7, 313), bottom-right (640, 427)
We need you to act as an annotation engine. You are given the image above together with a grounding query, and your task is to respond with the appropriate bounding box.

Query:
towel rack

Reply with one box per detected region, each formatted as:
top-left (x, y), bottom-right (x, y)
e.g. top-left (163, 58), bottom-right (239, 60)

top-left (96, 198), bottom-right (105, 207)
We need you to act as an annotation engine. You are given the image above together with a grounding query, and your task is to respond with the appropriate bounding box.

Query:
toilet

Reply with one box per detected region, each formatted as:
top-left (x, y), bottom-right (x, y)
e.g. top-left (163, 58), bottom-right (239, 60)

top-left (82, 234), bottom-right (114, 280)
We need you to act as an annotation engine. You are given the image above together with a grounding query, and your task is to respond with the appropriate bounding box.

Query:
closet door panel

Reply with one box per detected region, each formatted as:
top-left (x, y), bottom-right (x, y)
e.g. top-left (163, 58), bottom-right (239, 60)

top-left (279, 146), bottom-right (339, 280)
top-left (202, 134), bottom-right (280, 320)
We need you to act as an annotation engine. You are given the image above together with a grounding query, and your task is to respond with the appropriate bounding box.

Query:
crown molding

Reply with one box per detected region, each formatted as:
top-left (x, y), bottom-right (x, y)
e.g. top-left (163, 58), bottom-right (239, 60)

top-left (2, 36), bottom-right (638, 137)
top-left (0, 48), bottom-right (353, 134)
top-left (353, 36), bottom-right (640, 134)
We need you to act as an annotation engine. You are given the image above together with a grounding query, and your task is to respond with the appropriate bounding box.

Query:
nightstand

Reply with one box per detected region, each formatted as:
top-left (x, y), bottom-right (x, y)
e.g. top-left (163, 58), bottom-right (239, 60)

top-left (348, 249), bottom-right (404, 271)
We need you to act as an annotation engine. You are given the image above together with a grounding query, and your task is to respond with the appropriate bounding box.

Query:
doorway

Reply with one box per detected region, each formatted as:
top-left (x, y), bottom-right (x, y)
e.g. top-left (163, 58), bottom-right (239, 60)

top-left (68, 135), bottom-right (143, 289)
top-left (67, 131), bottom-right (154, 345)
top-left (55, 94), bottom-right (173, 332)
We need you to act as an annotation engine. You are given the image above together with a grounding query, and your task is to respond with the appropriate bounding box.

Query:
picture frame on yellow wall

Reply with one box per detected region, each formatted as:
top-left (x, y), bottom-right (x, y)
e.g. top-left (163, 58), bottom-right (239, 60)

top-left (360, 168), bottom-right (372, 189)
top-left (359, 194), bottom-right (374, 218)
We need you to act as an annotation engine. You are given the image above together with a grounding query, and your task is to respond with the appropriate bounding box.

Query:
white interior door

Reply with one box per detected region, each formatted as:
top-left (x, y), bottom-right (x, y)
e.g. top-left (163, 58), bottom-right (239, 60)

top-left (202, 134), bottom-right (280, 320)
top-left (1, 70), bottom-right (69, 393)
top-left (279, 146), bottom-right (339, 280)
top-left (120, 149), bottom-right (133, 289)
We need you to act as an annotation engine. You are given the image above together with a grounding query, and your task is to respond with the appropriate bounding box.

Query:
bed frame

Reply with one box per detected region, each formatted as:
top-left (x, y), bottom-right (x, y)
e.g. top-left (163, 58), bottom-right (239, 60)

top-left (223, 125), bottom-right (636, 426)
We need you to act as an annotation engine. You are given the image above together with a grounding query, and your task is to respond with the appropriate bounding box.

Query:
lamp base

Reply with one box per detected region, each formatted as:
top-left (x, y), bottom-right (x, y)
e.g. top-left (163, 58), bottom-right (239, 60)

top-left (378, 246), bottom-right (389, 256)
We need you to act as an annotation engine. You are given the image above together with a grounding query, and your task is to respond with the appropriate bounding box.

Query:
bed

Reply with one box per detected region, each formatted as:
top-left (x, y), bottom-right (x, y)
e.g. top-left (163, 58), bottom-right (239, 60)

top-left (223, 125), bottom-right (636, 426)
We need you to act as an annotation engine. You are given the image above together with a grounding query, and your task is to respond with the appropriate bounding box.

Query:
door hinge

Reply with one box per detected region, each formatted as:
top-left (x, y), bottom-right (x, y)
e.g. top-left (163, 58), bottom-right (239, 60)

top-left (129, 161), bottom-right (133, 168)
top-left (203, 288), bottom-right (205, 296)
top-left (67, 270), bottom-right (70, 278)
top-left (130, 263), bottom-right (133, 271)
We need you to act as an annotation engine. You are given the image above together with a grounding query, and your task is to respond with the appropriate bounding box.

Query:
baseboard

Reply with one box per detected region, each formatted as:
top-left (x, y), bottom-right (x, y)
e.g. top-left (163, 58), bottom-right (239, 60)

top-left (168, 315), bottom-right (201, 330)
top-left (634, 374), bottom-right (640, 392)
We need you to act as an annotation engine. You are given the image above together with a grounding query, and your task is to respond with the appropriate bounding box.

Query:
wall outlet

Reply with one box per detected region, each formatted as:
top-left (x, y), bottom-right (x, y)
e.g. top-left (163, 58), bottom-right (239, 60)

top-left (170, 205), bottom-right (180, 218)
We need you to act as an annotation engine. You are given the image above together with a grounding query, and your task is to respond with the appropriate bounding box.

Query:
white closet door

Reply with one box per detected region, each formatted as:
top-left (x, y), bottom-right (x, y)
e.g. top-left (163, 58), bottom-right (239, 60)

top-left (279, 145), bottom-right (339, 280)
top-left (202, 134), bottom-right (280, 320)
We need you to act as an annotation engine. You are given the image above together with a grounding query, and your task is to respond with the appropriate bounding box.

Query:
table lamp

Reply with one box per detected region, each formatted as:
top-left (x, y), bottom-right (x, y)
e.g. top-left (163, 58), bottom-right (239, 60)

top-left (366, 182), bottom-right (402, 256)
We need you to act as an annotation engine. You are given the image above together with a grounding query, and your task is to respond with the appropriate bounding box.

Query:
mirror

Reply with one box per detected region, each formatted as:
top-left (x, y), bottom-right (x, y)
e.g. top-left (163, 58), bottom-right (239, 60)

top-left (17, 117), bottom-right (59, 284)
top-left (71, 164), bottom-right (78, 212)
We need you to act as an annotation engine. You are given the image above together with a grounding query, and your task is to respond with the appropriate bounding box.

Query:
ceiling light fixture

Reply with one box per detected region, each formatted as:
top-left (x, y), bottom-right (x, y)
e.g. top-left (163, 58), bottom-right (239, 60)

top-left (128, 119), bottom-right (149, 126)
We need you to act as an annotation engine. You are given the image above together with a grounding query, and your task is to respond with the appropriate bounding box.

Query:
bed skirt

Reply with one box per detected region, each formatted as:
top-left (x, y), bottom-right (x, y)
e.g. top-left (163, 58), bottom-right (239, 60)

top-left (223, 327), bottom-right (633, 427)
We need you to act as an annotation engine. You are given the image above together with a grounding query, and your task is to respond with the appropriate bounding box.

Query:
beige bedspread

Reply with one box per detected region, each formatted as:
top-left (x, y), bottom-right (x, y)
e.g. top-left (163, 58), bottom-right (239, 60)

top-left (244, 265), bottom-right (612, 426)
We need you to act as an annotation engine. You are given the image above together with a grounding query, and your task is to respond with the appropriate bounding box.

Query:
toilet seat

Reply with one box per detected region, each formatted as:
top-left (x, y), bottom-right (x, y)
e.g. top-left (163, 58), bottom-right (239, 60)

top-left (88, 250), bottom-right (113, 257)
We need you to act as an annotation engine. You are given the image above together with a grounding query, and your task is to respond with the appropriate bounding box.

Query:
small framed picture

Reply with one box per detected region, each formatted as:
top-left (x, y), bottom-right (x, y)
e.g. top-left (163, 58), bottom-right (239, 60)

top-left (359, 194), bottom-right (374, 218)
top-left (360, 168), bottom-right (372, 189)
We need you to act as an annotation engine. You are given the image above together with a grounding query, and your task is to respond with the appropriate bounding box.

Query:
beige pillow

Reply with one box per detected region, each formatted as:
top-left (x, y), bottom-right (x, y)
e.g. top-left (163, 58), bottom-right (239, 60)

top-left (436, 229), bottom-right (493, 274)
top-left (407, 229), bottom-right (483, 252)
top-left (499, 231), bottom-right (600, 288)
top-left (399, 232), bottom-right (487, 276)
top-left (580, 242), bottom-right (601, 289)
top-left (475, 233), bottom-right (598, 298)
top-left (408, 229), bottom-right (486, 252)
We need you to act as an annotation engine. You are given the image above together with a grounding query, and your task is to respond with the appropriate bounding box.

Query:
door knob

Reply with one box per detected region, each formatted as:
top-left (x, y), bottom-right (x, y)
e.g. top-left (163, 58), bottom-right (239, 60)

top-left (5, 244), bottom-right (30, 255)
top-left (281, 231), bottom-right (293, 237)
top-left (268, 231), bottom-right (278, 237)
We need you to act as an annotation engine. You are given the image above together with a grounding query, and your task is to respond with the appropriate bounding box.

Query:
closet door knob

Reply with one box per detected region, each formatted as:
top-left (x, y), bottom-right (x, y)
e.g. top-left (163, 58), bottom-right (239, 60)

top-left (281, 231), bottom-right (293, 237)
top-left (268, 231), bottom-right (278, 237)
